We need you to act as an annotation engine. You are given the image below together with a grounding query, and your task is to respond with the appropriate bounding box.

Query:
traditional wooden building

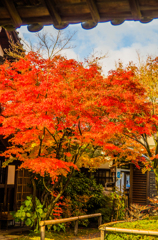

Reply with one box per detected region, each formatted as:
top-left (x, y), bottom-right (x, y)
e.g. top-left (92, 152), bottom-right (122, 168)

top-left (0, 28), bottom-right (32, 217)
top-left (0, 1), bottom-right (158, 32)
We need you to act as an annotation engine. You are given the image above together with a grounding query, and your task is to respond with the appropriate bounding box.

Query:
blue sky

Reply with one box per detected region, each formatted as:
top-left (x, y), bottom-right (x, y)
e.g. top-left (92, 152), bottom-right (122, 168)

top-left (18, 19), bottom-right (158, 75)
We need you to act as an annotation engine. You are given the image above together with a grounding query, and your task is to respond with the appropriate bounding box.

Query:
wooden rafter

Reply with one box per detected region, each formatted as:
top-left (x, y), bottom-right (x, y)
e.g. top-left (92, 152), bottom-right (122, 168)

top-left (44, 0), bottom-right (62, 26)
top-left (4, 0), bottom-right (22, 28)
top-left (129, 0), bottom-right (142, 19)
top-left (0, 0), bottom-right (157, 31)
top-left (86, 0), bottom-right (100, 23)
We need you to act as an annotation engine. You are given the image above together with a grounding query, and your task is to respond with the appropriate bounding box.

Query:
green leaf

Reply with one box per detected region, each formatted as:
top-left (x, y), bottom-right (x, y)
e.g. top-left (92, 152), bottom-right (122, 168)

top-left (36, 208), bottom-right (43, 214)
top-left (25, 200), bottom-right (32, 207)
top-left (25, 218), bottom-right (32, 226)
top-left (21, 212), bottom-right (26, 217)
top-left (26, 213), bottom-right (31, 217)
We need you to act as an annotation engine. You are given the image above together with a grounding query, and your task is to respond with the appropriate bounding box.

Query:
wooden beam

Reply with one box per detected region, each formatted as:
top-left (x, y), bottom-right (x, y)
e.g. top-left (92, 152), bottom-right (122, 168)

top-left (4, 0), bottom-right (22, 28)
top-left (86, 0), bottom-right (100, 23)
top-left (128, 0), bottom-right (142, 19)
top-left (44, 0), bottom-right (62, 26)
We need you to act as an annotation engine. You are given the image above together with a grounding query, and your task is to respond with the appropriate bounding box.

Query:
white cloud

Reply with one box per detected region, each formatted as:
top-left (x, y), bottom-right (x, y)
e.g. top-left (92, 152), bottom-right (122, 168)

top-left (59, 48), bottom-right (80, 61)
top-left (95, 43), bottom-right (158, 75)
top-left (18, 19), bottom-right (158, 75)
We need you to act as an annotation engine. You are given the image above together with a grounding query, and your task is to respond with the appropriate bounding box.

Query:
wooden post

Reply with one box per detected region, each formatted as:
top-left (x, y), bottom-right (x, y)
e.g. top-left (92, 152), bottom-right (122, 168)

top-left (13, 166), bottom-right (18, 211)
top-left (74, 220), bottom-right (78, 236)
top-left (100, 230), bottom-right (104, 240)
top-left (129, 164), bottom-right (133, 205)
top-left (98, 215), bottom-right (102, 226)
top-left (3, 166), bottom-right (8, 211)
top-left (41, 225), bottom-right (45, 240)
top-left (146, 171), bottom-right (149, 205)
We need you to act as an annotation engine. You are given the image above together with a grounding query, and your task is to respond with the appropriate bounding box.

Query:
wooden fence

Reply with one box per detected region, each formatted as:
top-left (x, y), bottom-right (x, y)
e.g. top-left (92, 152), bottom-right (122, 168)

top-left (99, 223), bottom-right (158, 240)
top-left (40, 213), bottom-right (102, 240)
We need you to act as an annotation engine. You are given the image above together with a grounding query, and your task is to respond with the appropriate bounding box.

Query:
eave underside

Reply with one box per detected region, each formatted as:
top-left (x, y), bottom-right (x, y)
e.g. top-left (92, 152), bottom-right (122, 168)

top-left (0, 0), bottom-right (157, 31)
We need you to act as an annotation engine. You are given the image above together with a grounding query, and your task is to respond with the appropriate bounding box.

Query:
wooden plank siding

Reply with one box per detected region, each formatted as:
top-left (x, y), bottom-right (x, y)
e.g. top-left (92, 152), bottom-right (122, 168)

top-left (130, 165), bottom-right (147, 205)
top-left (132, 167), bottom-right (147, 205)
top-left (130, 165), bottom-right (158, 205)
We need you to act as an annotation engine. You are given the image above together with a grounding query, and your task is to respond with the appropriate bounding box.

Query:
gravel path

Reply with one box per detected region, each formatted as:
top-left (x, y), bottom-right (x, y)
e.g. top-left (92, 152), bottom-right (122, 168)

top-left (71, 231), bottom-right (100, 240)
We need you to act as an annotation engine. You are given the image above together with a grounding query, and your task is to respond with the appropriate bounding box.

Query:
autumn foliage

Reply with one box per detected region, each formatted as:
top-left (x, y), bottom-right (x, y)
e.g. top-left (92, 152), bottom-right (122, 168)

top-left (1, 53), bottom-right (158, 218)
top-left (0, 53), bottom-right (108, 178)
top-left (0, 52), bottom-right (151, 179)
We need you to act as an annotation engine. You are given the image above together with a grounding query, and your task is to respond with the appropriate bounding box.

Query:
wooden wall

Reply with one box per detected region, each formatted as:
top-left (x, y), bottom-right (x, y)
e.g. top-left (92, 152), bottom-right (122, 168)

top-left (14, 169), bottom-right (32, 210)
top-left (130, 164), bottom-right (157, 205)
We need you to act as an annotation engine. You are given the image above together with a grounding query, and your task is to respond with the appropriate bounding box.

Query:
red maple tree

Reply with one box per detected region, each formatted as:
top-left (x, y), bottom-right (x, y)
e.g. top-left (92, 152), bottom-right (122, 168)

top-left (1, 52), bottom-right (157, 218)
top-left (0, 52), bottom-right (115, 218)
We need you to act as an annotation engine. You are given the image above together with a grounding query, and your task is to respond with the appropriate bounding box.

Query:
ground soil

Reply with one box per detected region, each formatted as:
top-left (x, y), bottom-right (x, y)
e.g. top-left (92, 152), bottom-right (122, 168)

top-left (0, 225), bottom-right (100, 240)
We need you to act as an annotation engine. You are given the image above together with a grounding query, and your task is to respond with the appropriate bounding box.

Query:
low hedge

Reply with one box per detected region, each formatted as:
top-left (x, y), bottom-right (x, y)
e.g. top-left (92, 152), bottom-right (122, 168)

top-left (105, 218), bottom-right (158, 240)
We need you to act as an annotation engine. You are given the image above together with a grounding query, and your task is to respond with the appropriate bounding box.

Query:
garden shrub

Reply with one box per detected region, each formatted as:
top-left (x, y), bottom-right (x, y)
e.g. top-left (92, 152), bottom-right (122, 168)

top-left (12, 195), bottom-right (66, 232)
top-left (105, 233), bottom-right (158, 240)
top-left (105, 219), bottom-right (158, 240)
top-left (63, 172), bottom-right (113, 225)
top-left (127, 204), bottom-right (150, 220)
top-left (12, 196), bottom-right (45, 232)
top-left (63, 172), bottom-right (126, 224)
top-left (110, 191), bottom-right (126, 221)
top-left (148, 196), bottom-right (158, 216)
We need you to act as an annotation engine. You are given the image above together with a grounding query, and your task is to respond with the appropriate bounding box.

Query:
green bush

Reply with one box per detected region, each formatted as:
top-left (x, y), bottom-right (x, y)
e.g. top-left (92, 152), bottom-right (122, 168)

top-left (64, 172), bottom-right (112, 225)
top-left (96, 207), bottom-right (112, 223)
top-left (63, 172), bottom-right (104, 226)
top-left (105, 233), bottom-right (157, 240)
top-left (12, 195), bottom-right (65, 233)
top-left (12, 196), bottom-right (46, 232)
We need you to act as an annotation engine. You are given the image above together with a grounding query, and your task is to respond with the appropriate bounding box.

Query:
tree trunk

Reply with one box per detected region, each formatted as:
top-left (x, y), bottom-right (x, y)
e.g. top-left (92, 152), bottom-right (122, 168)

top-left (31, 175), bottom-right (37, 211)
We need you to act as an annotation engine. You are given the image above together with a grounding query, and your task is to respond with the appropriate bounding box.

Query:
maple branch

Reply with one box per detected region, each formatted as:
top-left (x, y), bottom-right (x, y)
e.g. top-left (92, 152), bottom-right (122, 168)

top-left (123, 132), bottom-right (146, 148)
top-left (141, 133), bottom-right (152, 157)
top-left (38, 127), bottom-right (45, 157)
top-left (62, 169), bottom-right (74, 193)
top-left (91, 146), bottom-right (99, 158)
top-left (43, 176), bottom-right (62, 195)
top-left (78, 120), bottom-right (82, 136)
top-left (41, 188), bottom-right (47, 203)
top-left (31, 175), bottom-right (37, 211)
top-left (79, 144), bottom-right (90, 157)
top-left (45, 190), bottom-right (63, 220)
top-left (45, 127), bottom-right (58, 146)
top-left (44, 171), bottom-right (74, 220)
top-left (56, 131), bottom-right (66, 159)
top-left (43, 177), bottom-right (52, 193)
top-left (42, 192), bottom-right (49, 207)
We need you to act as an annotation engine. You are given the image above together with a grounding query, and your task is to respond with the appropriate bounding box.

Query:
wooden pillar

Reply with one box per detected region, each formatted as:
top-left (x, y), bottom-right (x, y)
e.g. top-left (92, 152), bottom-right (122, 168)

top-left (98, 215), bottom-right (102, 226)
top-left (40, 225), bottom-right (45, 240)
top-left (129, 164), bottom-right (133, 205)
top-left (146, 171), bottom-right (149, 205)
top-left (100, 230), bottom-right (104, 240)
top-left (13, 166), bottom-right (18, 211)
top-left (74, 220), bottom-right (78, 236)
top-left (3, 166), bottom-right (8, 211)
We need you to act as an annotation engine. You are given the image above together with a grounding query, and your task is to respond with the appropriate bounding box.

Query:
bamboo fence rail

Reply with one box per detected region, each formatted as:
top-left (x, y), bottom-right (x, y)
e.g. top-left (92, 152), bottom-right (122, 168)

top-left (40, 213), bottom-right (102, 240)
top-left (99, 221), bottom-right (158, 240)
